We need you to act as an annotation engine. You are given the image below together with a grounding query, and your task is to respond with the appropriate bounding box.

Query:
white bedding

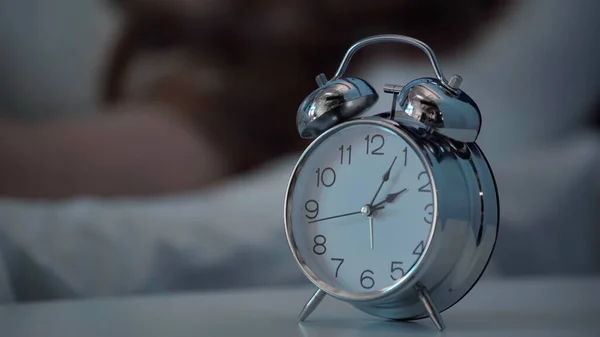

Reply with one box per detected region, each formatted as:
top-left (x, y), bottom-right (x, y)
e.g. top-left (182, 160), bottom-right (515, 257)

top-left (0, 130), bottom-right (598, 303)
top-left (0, 155), bottom-right (310, 302)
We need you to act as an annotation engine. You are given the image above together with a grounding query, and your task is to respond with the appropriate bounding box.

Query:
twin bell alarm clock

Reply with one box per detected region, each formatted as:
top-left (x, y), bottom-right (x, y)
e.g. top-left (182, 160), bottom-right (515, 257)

top-left (283, 35), bottom-right (499, 331)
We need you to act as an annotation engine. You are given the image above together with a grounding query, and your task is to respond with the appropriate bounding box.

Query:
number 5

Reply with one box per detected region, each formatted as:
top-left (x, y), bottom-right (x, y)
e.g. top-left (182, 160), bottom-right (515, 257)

top-left (390, 261), bottom-right (405, 280)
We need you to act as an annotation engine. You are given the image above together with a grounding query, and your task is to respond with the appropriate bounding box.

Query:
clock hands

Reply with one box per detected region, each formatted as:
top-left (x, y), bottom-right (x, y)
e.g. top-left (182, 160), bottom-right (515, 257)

top-left (365, 188), bottom-right (408, 250)
top-left (373, 188), bottom-right (409, 208)
top-left (369, 217), bottom-right (374, 249)
top-left (308, 155), bottom-right (407, 251)
top-left (364, 157), bottom-right (399, 250)
top-left (308, 211), bottom-right (361, 224)
top-left (308, 187), bottom-right (408, 224)
top-left (369, 156), bottom-right (398, 206)
top-left (308, 205), bottom-right (384, 224)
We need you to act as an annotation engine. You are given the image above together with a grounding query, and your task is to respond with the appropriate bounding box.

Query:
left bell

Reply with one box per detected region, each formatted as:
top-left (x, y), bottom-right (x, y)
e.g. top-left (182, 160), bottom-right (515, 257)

top-left (297, 77), bottom-right (379, 139)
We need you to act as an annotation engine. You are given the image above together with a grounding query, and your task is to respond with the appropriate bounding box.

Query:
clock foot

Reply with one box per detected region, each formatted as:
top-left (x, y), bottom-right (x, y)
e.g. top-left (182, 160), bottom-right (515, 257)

top-left (298, 289), bottom-right (326, 322)
top-left (415, 284), bottom-right (446, 331)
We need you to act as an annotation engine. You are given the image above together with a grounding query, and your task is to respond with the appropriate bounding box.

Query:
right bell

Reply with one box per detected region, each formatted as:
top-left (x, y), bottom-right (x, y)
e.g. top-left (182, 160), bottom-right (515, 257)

top-left (396, 77), bottom-right (482, 143)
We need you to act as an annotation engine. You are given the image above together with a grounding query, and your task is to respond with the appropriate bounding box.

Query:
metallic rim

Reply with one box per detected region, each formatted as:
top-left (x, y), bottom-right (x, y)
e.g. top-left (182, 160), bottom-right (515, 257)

top-left (436, 142), bottom-right (500, 315)
top-left (284, 118), bottom-right (439, 302)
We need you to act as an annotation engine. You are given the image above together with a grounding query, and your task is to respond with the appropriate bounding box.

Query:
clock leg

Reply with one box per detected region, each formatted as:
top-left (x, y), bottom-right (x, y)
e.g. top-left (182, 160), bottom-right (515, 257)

top-left (415, 284), bottom-right (446, 331)
top-left (298, 289), bottom-right (326, 322)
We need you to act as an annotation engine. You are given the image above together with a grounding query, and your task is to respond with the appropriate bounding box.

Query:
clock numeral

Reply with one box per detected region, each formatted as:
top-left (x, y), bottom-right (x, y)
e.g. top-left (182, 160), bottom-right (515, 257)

top-left (418, 171), bottom-right (431, 192)
top-left (413, 241), bottom-right (425, 256)
top-left (315, 167), bottom-right (336, 187)
top-left (305, 200), bottom-right (319, 219)
top-left (424, 204), bottom-right (434, 224)
top-left (403, 147), bottom-right (408, 166)
top-left (331, 258), bottom-right (344, 277)
top-left (339, 145), bottom-right (352, 165)
top-left (360, 270), bottom-right (375, 289)
top-left (313, 235), bottom-right (327, 255)
top-left (390, 261), bottom-right (405, 280)
top-left (365, 134), bottom-right (385, 155)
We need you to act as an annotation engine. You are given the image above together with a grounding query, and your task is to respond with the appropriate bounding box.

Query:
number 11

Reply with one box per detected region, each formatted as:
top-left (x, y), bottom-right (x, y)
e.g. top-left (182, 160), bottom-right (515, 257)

top-left (339, 145), bottom-right (351, 165)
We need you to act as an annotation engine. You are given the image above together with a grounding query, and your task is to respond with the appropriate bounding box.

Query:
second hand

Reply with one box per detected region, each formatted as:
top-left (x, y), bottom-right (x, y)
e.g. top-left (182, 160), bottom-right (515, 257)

top-left (309, 206), bottom-right (384, 224)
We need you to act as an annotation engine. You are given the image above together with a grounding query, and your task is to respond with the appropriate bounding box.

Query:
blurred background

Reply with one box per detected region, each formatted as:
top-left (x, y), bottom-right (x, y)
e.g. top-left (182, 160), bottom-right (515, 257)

top-left (0, 0), bottom-right (598, 303)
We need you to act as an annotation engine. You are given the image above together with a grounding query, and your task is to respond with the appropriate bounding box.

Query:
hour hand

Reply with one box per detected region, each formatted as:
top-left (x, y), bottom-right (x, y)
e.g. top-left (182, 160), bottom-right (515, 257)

top-left (374, 188), bottom-right (408, 207)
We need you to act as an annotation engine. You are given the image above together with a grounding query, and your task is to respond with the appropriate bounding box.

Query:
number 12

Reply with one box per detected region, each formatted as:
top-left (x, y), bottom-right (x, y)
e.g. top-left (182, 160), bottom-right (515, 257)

top-left (365, 134), bottom-right (385, 155)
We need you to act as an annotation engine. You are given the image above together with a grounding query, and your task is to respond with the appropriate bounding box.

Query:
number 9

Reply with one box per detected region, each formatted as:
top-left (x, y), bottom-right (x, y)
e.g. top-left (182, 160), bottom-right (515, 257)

top-left (305, 200), bottom-right (319, 219)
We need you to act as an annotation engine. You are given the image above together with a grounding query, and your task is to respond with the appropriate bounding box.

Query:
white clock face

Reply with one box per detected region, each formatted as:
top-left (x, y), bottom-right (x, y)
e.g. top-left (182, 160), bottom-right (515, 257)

top-left (286, 121), bottom-right (436, 298)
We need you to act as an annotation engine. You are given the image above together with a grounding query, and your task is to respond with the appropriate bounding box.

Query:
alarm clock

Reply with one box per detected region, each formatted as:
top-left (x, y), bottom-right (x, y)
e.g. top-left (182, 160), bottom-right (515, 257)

top-left (284, 35), bottom-right (499, 331)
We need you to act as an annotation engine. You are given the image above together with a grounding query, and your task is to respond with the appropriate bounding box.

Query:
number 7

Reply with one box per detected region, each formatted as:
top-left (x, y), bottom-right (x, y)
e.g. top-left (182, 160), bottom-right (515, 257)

top-left (331, 258), bottom-right (344, 277)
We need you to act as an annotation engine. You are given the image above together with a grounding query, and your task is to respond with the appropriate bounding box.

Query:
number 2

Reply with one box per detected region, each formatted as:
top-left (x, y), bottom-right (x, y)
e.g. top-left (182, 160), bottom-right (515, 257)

top-left (418, 171), bottom-right (431, 192)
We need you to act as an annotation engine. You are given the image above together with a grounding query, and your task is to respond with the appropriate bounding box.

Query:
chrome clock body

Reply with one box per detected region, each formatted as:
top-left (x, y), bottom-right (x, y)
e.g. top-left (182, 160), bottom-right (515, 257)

top-left (283, 35), bottom-right (499, 331)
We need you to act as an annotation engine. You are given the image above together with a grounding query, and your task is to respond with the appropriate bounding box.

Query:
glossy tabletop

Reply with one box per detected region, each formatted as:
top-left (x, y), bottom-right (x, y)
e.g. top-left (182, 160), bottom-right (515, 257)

top-left (0, 277), bottom-right (598, 337)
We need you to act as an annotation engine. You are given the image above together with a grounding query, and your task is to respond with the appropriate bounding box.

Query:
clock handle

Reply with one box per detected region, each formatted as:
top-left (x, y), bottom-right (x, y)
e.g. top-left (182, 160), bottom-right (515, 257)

top-left (297, 34), bottom-right (479, 142)
top-left (320, 34), bottom-right (460, 94)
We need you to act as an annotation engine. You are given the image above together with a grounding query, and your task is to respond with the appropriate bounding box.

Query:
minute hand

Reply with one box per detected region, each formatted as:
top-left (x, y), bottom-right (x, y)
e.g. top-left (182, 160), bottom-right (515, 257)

top-left (369, 156), bottom-right (398, 206)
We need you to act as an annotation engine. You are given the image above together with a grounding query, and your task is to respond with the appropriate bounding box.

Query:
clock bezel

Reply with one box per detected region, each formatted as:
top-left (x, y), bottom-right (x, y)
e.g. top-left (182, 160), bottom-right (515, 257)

top-left (284, 118), bottom-right (440, 302)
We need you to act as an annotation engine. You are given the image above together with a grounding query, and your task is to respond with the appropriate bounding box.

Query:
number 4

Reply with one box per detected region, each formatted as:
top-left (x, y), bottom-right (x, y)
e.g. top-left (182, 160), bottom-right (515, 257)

top-left (413, 241), bottom-right (425, 256)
